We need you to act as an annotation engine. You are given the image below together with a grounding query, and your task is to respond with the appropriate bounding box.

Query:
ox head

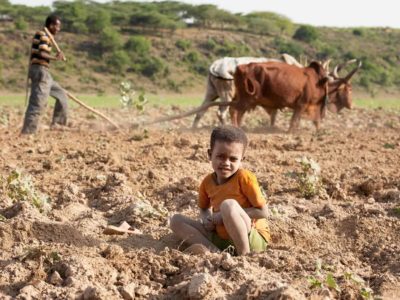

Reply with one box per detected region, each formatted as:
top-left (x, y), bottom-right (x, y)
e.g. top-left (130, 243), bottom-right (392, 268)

top-left (327, 60), bottom-right (362, 113)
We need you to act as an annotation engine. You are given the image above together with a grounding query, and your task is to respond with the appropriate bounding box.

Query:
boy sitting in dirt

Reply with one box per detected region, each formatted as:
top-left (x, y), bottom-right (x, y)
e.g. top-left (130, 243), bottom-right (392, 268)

top-left (170, 125), bottom-right (270, 255)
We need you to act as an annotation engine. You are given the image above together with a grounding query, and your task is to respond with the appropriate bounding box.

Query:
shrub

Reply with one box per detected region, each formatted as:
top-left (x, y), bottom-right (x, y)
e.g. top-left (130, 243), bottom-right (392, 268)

top-left (293, 25), bottom-right (319, 43)
top-left (184, 51), bottom-right (200, 63)
top-left (0, 170), bottom-right (51, 213)
top-left (191, 60), bottom-right (208, 75)
top-left (99, 27), bottom-right (123, 52)
top-left (245, 17), bottom-right (279, 35)
top-left (70, 21), bottom-right (88, 34)
top-left (119, 81), bottom-right (148, 111)
top-left (15, 16), bottom-right (28, 30)
top-left (215, 40), bottom-right (249, 57)
top-left (86, 9), bottom-right (111, 33)
top-left (140, 56), bottom-right (164, 78)
top-left (288, 157), bottom-right (322, 199)
top-left (274, 37), bottom-right (304, 57)
top-left (202, 37), bottom-right (217, 51)
top-left (352, 28), bottom-right (363, 36)
top-left (175, 39), bottom-right (191, 51)
top-left (107, 50), bottom-right (130, 73)
top-left (125, 36), bottom-right (151, 56)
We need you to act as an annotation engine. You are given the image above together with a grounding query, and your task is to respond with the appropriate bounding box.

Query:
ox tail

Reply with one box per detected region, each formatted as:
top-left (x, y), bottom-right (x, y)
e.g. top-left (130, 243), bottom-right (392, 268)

top-left (140, 101), bottom-right (238, 126)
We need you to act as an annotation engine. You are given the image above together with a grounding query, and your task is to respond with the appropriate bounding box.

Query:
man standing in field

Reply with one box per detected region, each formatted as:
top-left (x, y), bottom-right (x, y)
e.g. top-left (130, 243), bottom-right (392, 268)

top-left (21, 14), bottom-right (68, 134)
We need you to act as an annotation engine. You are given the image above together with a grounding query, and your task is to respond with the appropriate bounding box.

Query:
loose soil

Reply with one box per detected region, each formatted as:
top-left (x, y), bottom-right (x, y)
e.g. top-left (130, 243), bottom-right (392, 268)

top-left (0, 104), bottom-right (399, 299)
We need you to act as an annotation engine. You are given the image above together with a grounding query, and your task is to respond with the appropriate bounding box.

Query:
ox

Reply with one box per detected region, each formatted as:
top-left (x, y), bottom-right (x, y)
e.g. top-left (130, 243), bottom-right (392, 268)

top-left (230, 60), bottom-right (361, 131)
top-left (192, 54), bottom-right (303, 128)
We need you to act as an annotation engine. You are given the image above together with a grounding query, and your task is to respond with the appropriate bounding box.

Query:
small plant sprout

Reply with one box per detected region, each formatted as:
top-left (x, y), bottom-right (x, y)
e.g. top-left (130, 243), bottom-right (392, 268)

top-left (326, 273), bottom-right (341, 292)
top-left (360, 287), bottom-right (373, 299)
top-left (2, 170), bottom-right (51, 213)
top-left (119, 80), bottom-right (148, 111)
top-left (295, 156), bottom-right (322, 198)
top-left (307, 259), bottom-right (340, 292)
top-left (344, 271), bottom-right (373, 299)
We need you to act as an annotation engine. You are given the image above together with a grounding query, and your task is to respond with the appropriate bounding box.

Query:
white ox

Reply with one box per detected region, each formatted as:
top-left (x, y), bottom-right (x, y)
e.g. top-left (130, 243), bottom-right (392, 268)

top-left (192, 54), bottom-right (303, 128)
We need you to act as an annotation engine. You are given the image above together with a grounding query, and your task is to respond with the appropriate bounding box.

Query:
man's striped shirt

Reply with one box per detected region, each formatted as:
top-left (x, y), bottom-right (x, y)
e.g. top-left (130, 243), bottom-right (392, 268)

top-left (31, 29), bottom-right (52, 67)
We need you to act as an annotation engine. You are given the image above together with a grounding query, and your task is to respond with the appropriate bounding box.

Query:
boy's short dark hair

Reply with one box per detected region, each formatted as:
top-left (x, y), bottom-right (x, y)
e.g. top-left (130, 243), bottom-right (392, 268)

top-left (45, 15), bottom-right (61, 27)
top-left (210, 125), bottom-right (248, 151)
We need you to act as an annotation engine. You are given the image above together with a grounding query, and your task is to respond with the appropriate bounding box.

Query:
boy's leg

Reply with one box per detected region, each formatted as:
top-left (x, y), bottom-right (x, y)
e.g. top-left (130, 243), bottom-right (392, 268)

top-left (170, 214), bottom-right (219, 252)
top-left (220, 199), bottom-right (251, 255)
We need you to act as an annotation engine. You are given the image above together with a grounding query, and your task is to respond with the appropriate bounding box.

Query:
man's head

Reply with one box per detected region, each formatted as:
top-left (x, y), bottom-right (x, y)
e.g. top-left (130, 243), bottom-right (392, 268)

top-left (208, 125), bottom-right (248, 184)
top-left (45, 15), bottom-right (61, 35)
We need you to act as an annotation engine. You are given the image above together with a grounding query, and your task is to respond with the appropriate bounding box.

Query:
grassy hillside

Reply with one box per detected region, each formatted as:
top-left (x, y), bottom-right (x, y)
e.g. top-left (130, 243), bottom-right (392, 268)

top-left (1, 0), bottom-right (400, 98)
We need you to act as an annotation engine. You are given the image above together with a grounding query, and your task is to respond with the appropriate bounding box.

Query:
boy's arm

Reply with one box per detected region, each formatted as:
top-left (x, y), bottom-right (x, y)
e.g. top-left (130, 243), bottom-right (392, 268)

top-left (200, 207), bottom-right (215, 231)
top-left (244, 204), bottom-right (268, 219)
top-left (240, 170), bottom-right (268, 219)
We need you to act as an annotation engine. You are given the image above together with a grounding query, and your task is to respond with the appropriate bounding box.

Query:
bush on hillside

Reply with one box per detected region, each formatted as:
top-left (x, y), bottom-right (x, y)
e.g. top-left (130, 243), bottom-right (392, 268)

top-left (244, 12), bottom-right (294, 36)
top-left (352, 28), bottom-right (365, 36)
top-left (130, 10), bottom-right (184, 32)
top-left (274, 37), bottom-right (304, 57)
top-left (99, 27), bottom-right (123, 52)
top-left (184, 51), bottom-right (200, 63)
top-left (139, 56), bottom-right (165, 78)
top-left (125, 36), bottom-right (151, 56)
top-left (86, 9), bottom-right (111, 33)
top-left (14, 16), bottom-right (28, 30)
top-left (175, 39), bottom-right (191, 51)
top-left (293, 25), bottom-right (319, 43)
top-left (54, 1), bottom-right (88, 33)
top-left (70, 21), bottom-right (88, 34)
top-left (314, 41), bottom-right (339, 60)
top-left (215, 40), bottom-right (250, 57)
top-left (201, 37), bottom-right (217, 51)
top-left (245, 17), bottom-right (279, 35)
top-left (107, 50), bottom-right (130, 73)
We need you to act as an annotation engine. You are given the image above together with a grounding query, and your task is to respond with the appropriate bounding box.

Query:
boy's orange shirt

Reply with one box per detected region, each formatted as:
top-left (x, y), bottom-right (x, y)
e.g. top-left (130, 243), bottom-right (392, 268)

top-left (198, 168), bottom-right (270, 242)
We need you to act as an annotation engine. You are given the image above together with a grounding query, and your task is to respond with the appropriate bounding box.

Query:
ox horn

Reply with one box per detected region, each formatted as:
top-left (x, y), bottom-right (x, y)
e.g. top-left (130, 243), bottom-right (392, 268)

top-left (322, 59), bottom-right (331, 72)
top-left (333, 59), bottom-right (357, 79)
top-left (343, 60), bottom-right (362, 82)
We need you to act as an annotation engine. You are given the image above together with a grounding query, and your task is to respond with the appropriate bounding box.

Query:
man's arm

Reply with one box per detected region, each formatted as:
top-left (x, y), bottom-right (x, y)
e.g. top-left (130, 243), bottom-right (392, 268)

top-left (244, 203), bottom-right (268, 219)
top-left (39, 51), bottom-right (65, 61)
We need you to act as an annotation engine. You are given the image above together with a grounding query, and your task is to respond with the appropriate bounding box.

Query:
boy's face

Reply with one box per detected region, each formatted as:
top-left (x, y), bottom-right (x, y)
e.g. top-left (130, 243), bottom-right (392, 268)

top-left (208, 141), bottom-right (244, 184)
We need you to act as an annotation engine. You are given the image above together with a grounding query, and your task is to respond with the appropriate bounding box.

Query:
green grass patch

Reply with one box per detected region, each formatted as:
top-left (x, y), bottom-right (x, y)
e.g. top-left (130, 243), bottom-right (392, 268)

top-left (354, 98), bottom-right (400, 111)
top-left (0, 93), bottom-right (203, 108)
top-left (1, 94), bottom-right (399, 111)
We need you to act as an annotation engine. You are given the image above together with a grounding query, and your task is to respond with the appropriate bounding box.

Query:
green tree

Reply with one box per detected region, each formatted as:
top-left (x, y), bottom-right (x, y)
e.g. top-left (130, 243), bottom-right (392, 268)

top-left (15, 16), bottom-right (28, 30)
top-left (86, 9), bottom-right (111, 33)
top-left (53, 1), bottom-right (88, 33)
top-left (293, 25), bottom-right (319, 42)
top-left (245, 12), bottom-right (293, 35)
top-left (107, 50), bottom-right (130, 73)
top-left (125, 36), bottom-right (151, 56)
top-left (99, 27), bottom-right (123, 52)
top-left (187, 4), bottom-right (219, 27)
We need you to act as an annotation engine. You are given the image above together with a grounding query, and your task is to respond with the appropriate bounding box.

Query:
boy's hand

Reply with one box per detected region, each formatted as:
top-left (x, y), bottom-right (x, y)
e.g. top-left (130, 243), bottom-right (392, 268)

top-left (210, 212), bottom-right (223, 225)
top-left (202, 216), bottom-right (215, 231)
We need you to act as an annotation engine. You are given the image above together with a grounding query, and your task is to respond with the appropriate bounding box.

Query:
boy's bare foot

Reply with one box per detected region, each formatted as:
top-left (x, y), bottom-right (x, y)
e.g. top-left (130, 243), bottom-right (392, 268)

top-left (183, 243), bottom-right (209, 255)
top-left (103, 221), bottom-right (141, 235)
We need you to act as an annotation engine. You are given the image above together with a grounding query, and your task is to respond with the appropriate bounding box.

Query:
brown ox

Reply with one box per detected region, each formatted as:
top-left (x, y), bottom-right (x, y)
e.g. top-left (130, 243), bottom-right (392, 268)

top-left (230, 60), bottom-right (361, 131)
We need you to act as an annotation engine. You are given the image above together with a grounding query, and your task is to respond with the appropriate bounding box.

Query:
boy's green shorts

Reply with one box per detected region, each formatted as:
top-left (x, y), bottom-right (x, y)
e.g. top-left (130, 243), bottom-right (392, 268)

top-left (210, 228), bottom-right (268, 254)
